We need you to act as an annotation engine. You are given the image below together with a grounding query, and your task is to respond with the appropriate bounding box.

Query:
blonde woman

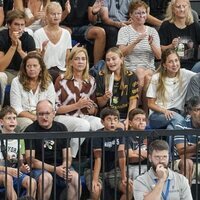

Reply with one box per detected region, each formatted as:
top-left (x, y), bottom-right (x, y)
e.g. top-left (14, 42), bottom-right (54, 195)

top-left (147, 48), bottom-right (195, 129)
top-left (33, 1), bottom-right (72, 82)
top-left (159, 0), bottom-right (200, 70)
top-left (54, 47), bottom-right (103, 157)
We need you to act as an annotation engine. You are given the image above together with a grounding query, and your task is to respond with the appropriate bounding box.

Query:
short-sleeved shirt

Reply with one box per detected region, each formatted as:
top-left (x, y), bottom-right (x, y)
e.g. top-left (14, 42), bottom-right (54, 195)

top-left (58, 0), bottom-right (95, 27)
top-left (143, 0), bottom-right (169, 20)
top-left (159, 21), bottom-right (200, 70)
top-left (103, 0), bottom-right (131, 22)
top-left (117, 25), bottom-right (160, 71)
top-left (0, 29), bottom-right (35, 71)
top-left (134, 167), bottom-right (193, 200)
top-left (174, 117), bottom-right (200, 162)
top-left (96, 70), bottom-right (138, 119)
top-left (93, 128), bottom-right (124, 172)
top-left (0, 139), bottom-right (19, 167)
top-left (146, 69), bottom-right (195, 112)
top-left (55, 74), bottom-right (97, 117)
top-left (25, 121), bottom-right (69, 166)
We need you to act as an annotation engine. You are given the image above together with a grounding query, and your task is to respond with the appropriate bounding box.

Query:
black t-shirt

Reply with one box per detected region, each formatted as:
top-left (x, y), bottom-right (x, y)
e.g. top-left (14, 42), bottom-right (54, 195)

top-left (93, 128), bottom-right (124, 172)
top-left (25, 121), bottom-right (69, 166)
top-left (144, 0), bottom-right (169, 20)
top-left (159, 21), bottom-right (200, 70)
top-left (1, 0), bottom-right (14, 25)
top-left (96, 70), bottom-right (138, 119)
top-left (57, 0), bottom-right (95, 27)
top-left (0, 29), bottom-right (35, 71)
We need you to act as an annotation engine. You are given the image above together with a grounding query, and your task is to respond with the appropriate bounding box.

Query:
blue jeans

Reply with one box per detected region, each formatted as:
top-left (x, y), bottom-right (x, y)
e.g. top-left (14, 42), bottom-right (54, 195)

top-left (191, 61), bottom-right (200, 73)
top-left (149, 111), bottom-right (184, 129)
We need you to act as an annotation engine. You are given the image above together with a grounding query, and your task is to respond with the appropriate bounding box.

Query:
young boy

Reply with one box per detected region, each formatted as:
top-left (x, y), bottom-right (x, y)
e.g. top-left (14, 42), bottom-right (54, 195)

top-left (0, 106), bottom-right (36, 200)
top-left (128, 108), bottom-right (148, 179)
top-left (85, 107), bottom-right (133, 200)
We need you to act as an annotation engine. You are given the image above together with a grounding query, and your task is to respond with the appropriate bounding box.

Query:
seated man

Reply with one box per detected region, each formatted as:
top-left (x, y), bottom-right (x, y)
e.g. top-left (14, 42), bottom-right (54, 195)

top-left (128, 108), bottom-right (148, 180)
top-left (0, 106), bottom-right (36, 199)
top-left (174, 96), bottom-right (200, 185)
top-left (134, 140), bottom-right (193, 200)
top-left (25, 100), bottom-right (80, 200)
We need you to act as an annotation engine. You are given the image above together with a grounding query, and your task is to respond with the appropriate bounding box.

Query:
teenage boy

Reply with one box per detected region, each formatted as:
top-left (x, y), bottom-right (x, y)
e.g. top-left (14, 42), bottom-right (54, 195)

top-left (0, 106), bottom-right (36, 200)
top-left (85, 107), bottom-right (133, 200)
top-left (128, 108), bottom-right (148, 179)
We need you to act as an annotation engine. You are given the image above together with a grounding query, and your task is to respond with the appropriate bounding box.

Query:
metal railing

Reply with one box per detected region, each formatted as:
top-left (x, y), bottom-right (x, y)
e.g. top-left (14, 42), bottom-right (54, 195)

top-left (0, 129), bottom-right (199, 200)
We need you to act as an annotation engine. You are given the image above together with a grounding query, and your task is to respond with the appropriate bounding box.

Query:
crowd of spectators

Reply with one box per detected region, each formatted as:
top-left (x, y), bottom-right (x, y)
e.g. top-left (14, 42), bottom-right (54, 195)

top-left (0, 0), bottom-right (200, 199)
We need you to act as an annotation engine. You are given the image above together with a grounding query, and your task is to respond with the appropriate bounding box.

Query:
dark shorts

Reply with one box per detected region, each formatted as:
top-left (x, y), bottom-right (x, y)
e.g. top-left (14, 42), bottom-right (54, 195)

top-left (30, 168), bottom-right (73, 188)
top-left (0, 171), bottom-right (27, 195)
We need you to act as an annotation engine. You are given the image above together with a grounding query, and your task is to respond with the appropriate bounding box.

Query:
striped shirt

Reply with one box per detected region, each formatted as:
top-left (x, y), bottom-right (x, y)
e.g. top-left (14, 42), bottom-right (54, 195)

top-left (117, 25), bottom-right (160, 71)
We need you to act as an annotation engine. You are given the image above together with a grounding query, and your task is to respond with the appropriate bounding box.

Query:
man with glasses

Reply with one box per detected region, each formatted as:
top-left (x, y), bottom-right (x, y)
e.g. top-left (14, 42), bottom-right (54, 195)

top-left (173, 96), bottom-right (200, 185)
top-left (25, 99), bottom-right (80, 200)
top-left (134, 140), bottom-right (192, 200)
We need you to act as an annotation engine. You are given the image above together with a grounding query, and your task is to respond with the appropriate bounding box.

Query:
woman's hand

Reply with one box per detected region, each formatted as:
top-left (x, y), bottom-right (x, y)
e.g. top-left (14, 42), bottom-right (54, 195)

top-left (164, 109), bottom-right (174, 120)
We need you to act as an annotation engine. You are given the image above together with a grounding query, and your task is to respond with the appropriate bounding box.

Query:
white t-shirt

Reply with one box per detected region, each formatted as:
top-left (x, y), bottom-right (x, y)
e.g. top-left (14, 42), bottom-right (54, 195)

top-left (34, 28), bottom-right (72, 71)
top-left (146, 68), bottom-right (195, 112)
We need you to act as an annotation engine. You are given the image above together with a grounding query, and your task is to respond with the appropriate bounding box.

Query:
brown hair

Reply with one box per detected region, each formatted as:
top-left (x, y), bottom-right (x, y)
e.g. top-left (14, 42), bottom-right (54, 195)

top-left (0, 106), bottom-right (17, 119)
top-left (129, 108), bottom-right (146, 121)
top-left (128, 0), bottom-right (148, 15)
top-left (6, 9), bottom-right (26, 25)
top-left (156, 48), bottom-right (181, 105)
top-left (19, 51), bottom-right (52, 91)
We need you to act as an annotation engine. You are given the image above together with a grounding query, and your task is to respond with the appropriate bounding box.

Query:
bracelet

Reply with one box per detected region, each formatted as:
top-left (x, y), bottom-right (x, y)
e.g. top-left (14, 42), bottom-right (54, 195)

top-left (92, 10), bottom-right (98, 15)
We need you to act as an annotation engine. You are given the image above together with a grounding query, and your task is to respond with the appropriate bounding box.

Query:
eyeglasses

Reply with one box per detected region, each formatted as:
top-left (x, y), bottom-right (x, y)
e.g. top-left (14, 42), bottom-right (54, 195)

top-left (133, 11), bottom-right (147, 17)
top-left (37, 112), bottom-right (52, 117)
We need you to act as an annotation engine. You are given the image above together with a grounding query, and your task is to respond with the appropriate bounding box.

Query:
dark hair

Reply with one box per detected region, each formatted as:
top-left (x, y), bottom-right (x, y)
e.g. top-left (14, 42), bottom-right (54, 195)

top-left (149, 140), bottom-right (169, 155)
top-left (0, 106), bottom-right (17, 119)
top-left (129, 108), bottom-right (146, 121)
top-left (6, 9), bottom-right (26, 25)
top-left (186, 96), bottom-right (200, 112)
top-left (100, 107), bottom-right (120, 120)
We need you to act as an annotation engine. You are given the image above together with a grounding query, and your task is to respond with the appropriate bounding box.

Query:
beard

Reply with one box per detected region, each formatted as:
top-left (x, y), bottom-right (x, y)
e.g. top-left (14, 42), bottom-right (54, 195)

top-left (151, 162), bottom-right (168, 172)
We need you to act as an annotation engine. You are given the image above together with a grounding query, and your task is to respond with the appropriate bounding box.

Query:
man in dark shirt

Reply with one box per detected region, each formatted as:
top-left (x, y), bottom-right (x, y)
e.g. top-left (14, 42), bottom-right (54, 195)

top-left (25, 99), bottom-right (80, 200)
top-left (0, 9), bottom-right (35, 106)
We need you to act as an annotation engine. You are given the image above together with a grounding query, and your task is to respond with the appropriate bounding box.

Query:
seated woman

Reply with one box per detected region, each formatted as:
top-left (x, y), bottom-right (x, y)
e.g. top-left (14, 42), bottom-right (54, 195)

top-left (158, 0), bottom-right (200, 71)
top-left (54, 47), bottom-right (103, 158)
top-left (146, 48), bottom-right (195, 129)
top-left (117, 1), bottom-right (161, 112)
top-left (33, 1), bottom-right (72, 82)
top-left (96, 47), bottom-right (139, 130)
top-left (10, 51), bottom-right (55, 132)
